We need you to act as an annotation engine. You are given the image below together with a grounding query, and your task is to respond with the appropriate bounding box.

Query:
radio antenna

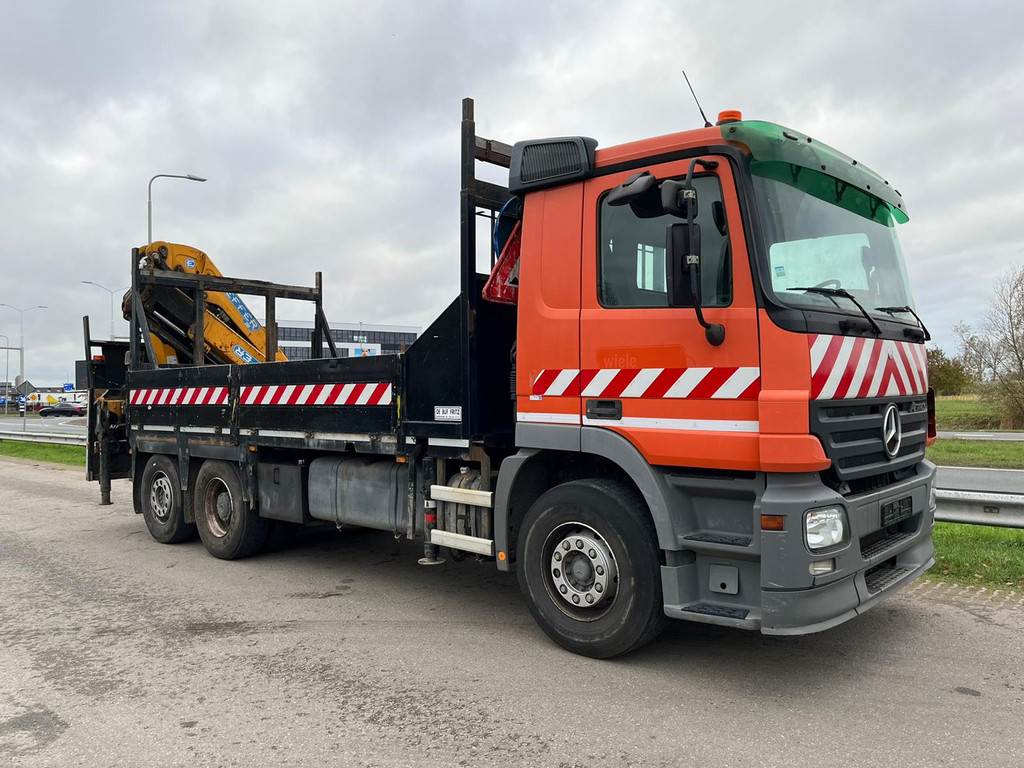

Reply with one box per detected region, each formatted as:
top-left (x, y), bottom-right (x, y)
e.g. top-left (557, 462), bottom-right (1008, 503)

top-left (682, 69), bottom-right (712, 128)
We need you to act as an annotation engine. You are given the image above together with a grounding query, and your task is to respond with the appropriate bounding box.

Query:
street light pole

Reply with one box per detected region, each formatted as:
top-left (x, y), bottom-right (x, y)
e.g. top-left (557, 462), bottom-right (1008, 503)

top-left (0, 333), bottom-right (8, 416)
top-left (81, 281), bottom-right (130, 340)
top-left (147, 173), bottom-right (207, 245)
top-left (0, 304), bottom-right (47, 431)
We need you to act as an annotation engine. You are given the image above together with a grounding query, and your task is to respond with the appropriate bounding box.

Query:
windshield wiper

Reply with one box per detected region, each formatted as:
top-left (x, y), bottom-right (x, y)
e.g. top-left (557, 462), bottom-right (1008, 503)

top-left (876, 305), bottom-right (931, 341)
top-left (789, 286), bottom-right (882, 335)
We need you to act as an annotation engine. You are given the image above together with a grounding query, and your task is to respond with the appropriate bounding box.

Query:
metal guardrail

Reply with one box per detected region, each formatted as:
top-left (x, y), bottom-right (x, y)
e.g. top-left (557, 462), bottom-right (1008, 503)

top-left (934, 489), bottom-right (1024, 530)
top-left (0, 429), bottom-right (1021, 529)
top-left (0, 429), bottom-right (87, 446)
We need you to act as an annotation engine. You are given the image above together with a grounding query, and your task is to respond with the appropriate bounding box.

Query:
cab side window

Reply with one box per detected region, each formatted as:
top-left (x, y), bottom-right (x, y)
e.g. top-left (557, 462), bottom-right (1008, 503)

top-left (599, 174), bottom-right (731, 307)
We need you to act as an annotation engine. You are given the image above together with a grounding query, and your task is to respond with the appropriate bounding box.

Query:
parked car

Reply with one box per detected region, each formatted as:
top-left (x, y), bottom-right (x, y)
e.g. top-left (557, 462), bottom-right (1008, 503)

top-left (39, 402), bottom-right (86, 417)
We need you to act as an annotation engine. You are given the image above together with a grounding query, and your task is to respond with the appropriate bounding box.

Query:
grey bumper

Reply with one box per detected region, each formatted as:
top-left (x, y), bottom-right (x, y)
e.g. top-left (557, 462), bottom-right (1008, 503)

top-left (662, 460), bottom-right (936, 635)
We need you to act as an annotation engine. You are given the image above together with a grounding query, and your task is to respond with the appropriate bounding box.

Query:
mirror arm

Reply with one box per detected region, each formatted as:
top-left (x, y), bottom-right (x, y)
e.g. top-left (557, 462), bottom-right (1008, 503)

top-left (682, 159), bottom-right (725, 346)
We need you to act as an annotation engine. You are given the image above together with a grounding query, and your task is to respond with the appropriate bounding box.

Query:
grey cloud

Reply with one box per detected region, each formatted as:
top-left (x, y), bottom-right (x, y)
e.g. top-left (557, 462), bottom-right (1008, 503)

top-left (1, 0), bottom-right (1022, 383)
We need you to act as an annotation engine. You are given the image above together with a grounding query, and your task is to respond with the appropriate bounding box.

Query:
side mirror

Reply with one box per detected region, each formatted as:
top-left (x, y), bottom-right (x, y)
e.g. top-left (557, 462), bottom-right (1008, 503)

top-left (660, 179), bottom-right (697, 218)
top-left (667, 222), bottom-right (700, 307)
top-left (607, 171), bottom-right (656, 206)
top-left (607, 171), bottom-right (663, 218)
top-left (666, 221), bottom-right (725, 346)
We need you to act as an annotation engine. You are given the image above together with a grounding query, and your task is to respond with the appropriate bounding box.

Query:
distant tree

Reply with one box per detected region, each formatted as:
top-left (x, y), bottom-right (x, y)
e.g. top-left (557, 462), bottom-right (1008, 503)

top-left (955, 266), bottom-right (1024, 427)
top-left (926, 347), bottom-right (971, 395)
top-left (953, 321), bottom-right (989, 385)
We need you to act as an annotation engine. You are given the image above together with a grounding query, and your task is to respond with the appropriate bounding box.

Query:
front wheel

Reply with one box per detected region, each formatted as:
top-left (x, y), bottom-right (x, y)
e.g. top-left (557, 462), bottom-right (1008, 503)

top-left (516, 479), bottom-right (664, 658)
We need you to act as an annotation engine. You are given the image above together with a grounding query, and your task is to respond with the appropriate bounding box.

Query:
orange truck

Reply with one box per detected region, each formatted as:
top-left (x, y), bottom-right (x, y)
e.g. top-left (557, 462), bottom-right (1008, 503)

top-left (81, 98), bottom-right (935, 658)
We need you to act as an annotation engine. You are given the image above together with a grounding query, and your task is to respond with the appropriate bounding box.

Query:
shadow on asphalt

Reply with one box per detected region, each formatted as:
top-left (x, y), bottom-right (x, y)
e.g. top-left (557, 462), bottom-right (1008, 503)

top-left (224, 521), bottom-right (919, 690)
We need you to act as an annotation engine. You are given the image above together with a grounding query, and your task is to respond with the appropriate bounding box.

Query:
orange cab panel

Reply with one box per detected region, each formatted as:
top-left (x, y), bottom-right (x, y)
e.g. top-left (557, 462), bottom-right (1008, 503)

top-left (577, 155), bottom-right (761, 470)
top-left (516, 182), bottom-right (583, 426)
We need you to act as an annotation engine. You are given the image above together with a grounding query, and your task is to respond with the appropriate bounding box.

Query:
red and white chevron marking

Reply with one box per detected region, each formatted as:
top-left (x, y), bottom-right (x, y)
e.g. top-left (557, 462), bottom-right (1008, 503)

top-left (239, 382), bottom-right (392, 407)
top-left (129, 386), bottom-right (229, 406)
top-left (809, 334), bottom-right (928, 400)
top-left (531, 367), bottom-right (760, 400)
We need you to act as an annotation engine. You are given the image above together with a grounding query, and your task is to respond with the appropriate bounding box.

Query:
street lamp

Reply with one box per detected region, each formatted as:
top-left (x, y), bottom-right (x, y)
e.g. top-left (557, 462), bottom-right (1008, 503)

top-left (81, 281), bottom-right (130, 340)
top-left (147, 173), bottom-right (207, 245)
top-left (0, 333), bottom-right (8, 416)
top-left (0, 304), bottom-right (47, 430)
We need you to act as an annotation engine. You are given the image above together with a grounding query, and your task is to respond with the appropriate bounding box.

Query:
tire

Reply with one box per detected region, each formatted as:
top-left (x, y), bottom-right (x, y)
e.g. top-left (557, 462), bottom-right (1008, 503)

top-left (140, 455), bottom-right (195, 544)
top-left (516, 478), bottom-right (665, 658)
top-left (193, 460), bottom-right (269, 560)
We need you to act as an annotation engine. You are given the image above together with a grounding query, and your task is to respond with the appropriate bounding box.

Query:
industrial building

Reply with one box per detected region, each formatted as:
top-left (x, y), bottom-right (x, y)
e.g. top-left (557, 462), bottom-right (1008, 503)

top-left (275, 320), bottom-right (419, 360)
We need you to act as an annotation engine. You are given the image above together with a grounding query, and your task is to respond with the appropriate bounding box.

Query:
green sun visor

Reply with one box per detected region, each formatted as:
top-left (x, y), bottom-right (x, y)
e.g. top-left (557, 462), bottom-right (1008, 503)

top-left (722, 120), bottom-right (909, 224)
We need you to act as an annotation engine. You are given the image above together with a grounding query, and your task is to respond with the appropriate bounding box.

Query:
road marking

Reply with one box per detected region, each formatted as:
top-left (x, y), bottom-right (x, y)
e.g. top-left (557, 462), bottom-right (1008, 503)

top-left (938, 465), bottom-right (1024, 474)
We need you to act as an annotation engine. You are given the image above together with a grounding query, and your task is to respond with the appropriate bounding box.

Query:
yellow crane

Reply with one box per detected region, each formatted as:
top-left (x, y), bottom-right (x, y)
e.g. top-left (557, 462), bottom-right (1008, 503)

top-left (126, 242), bottom-right (289, 366)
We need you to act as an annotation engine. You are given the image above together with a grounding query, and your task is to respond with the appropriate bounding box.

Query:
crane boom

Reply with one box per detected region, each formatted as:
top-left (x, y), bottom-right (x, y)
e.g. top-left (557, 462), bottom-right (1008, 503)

top-left (124, 242), bottom-right (289, 366)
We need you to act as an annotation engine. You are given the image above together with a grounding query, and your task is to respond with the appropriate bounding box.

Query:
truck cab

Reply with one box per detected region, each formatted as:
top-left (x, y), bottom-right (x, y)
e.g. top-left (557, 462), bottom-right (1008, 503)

top-left (498, 111), bottom-right (934, 647)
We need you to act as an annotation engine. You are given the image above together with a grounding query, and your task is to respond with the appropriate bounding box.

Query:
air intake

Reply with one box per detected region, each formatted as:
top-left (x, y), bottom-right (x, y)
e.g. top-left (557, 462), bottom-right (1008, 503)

top-left (509, 136), bottom-right (598, 194)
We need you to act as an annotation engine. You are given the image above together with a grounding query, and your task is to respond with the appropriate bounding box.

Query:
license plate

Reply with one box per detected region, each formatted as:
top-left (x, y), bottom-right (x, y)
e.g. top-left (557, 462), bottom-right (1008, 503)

top-left (880, 495), bottom-right (913, 527)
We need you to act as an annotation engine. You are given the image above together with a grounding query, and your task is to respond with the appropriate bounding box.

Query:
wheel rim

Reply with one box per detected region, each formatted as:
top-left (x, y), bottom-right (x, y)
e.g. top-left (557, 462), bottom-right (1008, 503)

top-left (203, 478), bottom-right (234, 538)
top-left (150, 472), bottom-right (174, 522)
top-left (543, 521), bottom-right (619, 621)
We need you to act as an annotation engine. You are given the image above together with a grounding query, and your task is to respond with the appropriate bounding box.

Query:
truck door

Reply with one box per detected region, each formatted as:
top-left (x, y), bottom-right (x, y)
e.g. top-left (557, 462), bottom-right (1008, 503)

top-left (578, 156), bottom-right (761, 470)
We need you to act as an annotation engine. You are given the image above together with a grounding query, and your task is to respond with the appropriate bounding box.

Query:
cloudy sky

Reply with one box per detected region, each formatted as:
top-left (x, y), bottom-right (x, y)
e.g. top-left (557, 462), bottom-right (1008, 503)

top-left (1, 0), bottom-right (1021, 385)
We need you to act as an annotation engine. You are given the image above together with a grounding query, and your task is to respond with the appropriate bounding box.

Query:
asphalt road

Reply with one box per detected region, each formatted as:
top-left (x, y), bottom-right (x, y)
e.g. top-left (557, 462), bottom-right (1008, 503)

top-left (0, 415), bottom-right (86, 436)
top-left (936, 465), bottom-right (1024, 494)
top-left (1, 458), bottom-right (1022, 767)
top-left (938, 430), bottom-right (1024, 442)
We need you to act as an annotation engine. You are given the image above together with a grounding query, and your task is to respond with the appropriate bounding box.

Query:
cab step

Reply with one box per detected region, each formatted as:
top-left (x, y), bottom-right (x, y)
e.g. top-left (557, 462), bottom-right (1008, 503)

top-left (682, 532), bottom-right (752, 547)
top-left (664, 600), bottom-right (762, 630)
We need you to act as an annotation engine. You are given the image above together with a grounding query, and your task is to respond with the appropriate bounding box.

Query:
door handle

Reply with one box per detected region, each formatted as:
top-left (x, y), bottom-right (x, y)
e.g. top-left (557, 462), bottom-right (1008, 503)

top-left (586, 399), bottom-right (622, 420)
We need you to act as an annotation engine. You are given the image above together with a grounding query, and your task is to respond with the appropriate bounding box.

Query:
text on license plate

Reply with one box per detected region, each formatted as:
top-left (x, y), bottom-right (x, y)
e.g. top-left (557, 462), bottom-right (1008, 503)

top-left (880, 495), bottom-right (913, 527)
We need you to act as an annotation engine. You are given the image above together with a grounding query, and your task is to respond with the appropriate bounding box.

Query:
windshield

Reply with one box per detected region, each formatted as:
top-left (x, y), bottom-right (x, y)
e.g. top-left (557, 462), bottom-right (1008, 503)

top-left (751, 160), bottom-right (914, 319)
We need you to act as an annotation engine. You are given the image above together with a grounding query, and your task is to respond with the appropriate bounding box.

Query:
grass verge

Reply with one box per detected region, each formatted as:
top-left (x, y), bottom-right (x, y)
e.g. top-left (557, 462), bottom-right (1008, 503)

top-left (935, 396), bottom-right (1003, 431)
top-left (927, 522), bottom-right (1024, 590)
top-left (0, 440), bottom-right (85, 466)
top-left (926, 439), bottom-right (1024, 469)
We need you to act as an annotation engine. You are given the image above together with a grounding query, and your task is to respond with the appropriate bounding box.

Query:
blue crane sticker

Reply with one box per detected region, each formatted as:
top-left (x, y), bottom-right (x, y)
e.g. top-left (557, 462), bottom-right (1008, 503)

top-left (226, 292), bottom-right (261, 332)
top-left (232, 344), bottom-right (258, 364)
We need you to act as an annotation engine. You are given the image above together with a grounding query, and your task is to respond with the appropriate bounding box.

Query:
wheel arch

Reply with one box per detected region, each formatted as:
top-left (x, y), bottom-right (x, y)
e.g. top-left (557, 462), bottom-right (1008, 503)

top-left (494, 427), bottom-right (678, 571)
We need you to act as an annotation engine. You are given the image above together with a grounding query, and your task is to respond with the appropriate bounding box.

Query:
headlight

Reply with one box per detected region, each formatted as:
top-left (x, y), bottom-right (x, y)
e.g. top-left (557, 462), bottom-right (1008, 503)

top-left (805, 506), bottom-right (848, 550)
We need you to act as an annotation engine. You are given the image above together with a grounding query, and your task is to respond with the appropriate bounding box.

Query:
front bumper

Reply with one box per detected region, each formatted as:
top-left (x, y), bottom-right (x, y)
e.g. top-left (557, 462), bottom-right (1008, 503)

top-left (761, 537), bottom-right (934, 635)
top-left (662, 460), bottom-right (936, 634)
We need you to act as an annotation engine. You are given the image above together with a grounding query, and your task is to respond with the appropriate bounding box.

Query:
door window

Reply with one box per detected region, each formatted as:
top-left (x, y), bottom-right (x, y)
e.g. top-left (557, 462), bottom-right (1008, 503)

top-left (598, 174), bottom-right (731, 307)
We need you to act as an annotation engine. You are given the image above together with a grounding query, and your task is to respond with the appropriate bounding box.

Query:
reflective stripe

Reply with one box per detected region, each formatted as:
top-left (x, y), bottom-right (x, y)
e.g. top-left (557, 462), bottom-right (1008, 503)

top-left (809, 333), bottom-right (928, 399)
top-left (582, 415), bottom-right (759, 432)
top-left (516, 411), bottom-right (581, 425)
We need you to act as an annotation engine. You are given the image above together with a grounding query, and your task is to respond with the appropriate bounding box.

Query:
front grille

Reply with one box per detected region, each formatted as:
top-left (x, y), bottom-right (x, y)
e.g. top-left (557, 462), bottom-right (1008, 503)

top-left (811, 395), bottom-right (928, 486)
top-left (846, 467), bottom-right (917, 496)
